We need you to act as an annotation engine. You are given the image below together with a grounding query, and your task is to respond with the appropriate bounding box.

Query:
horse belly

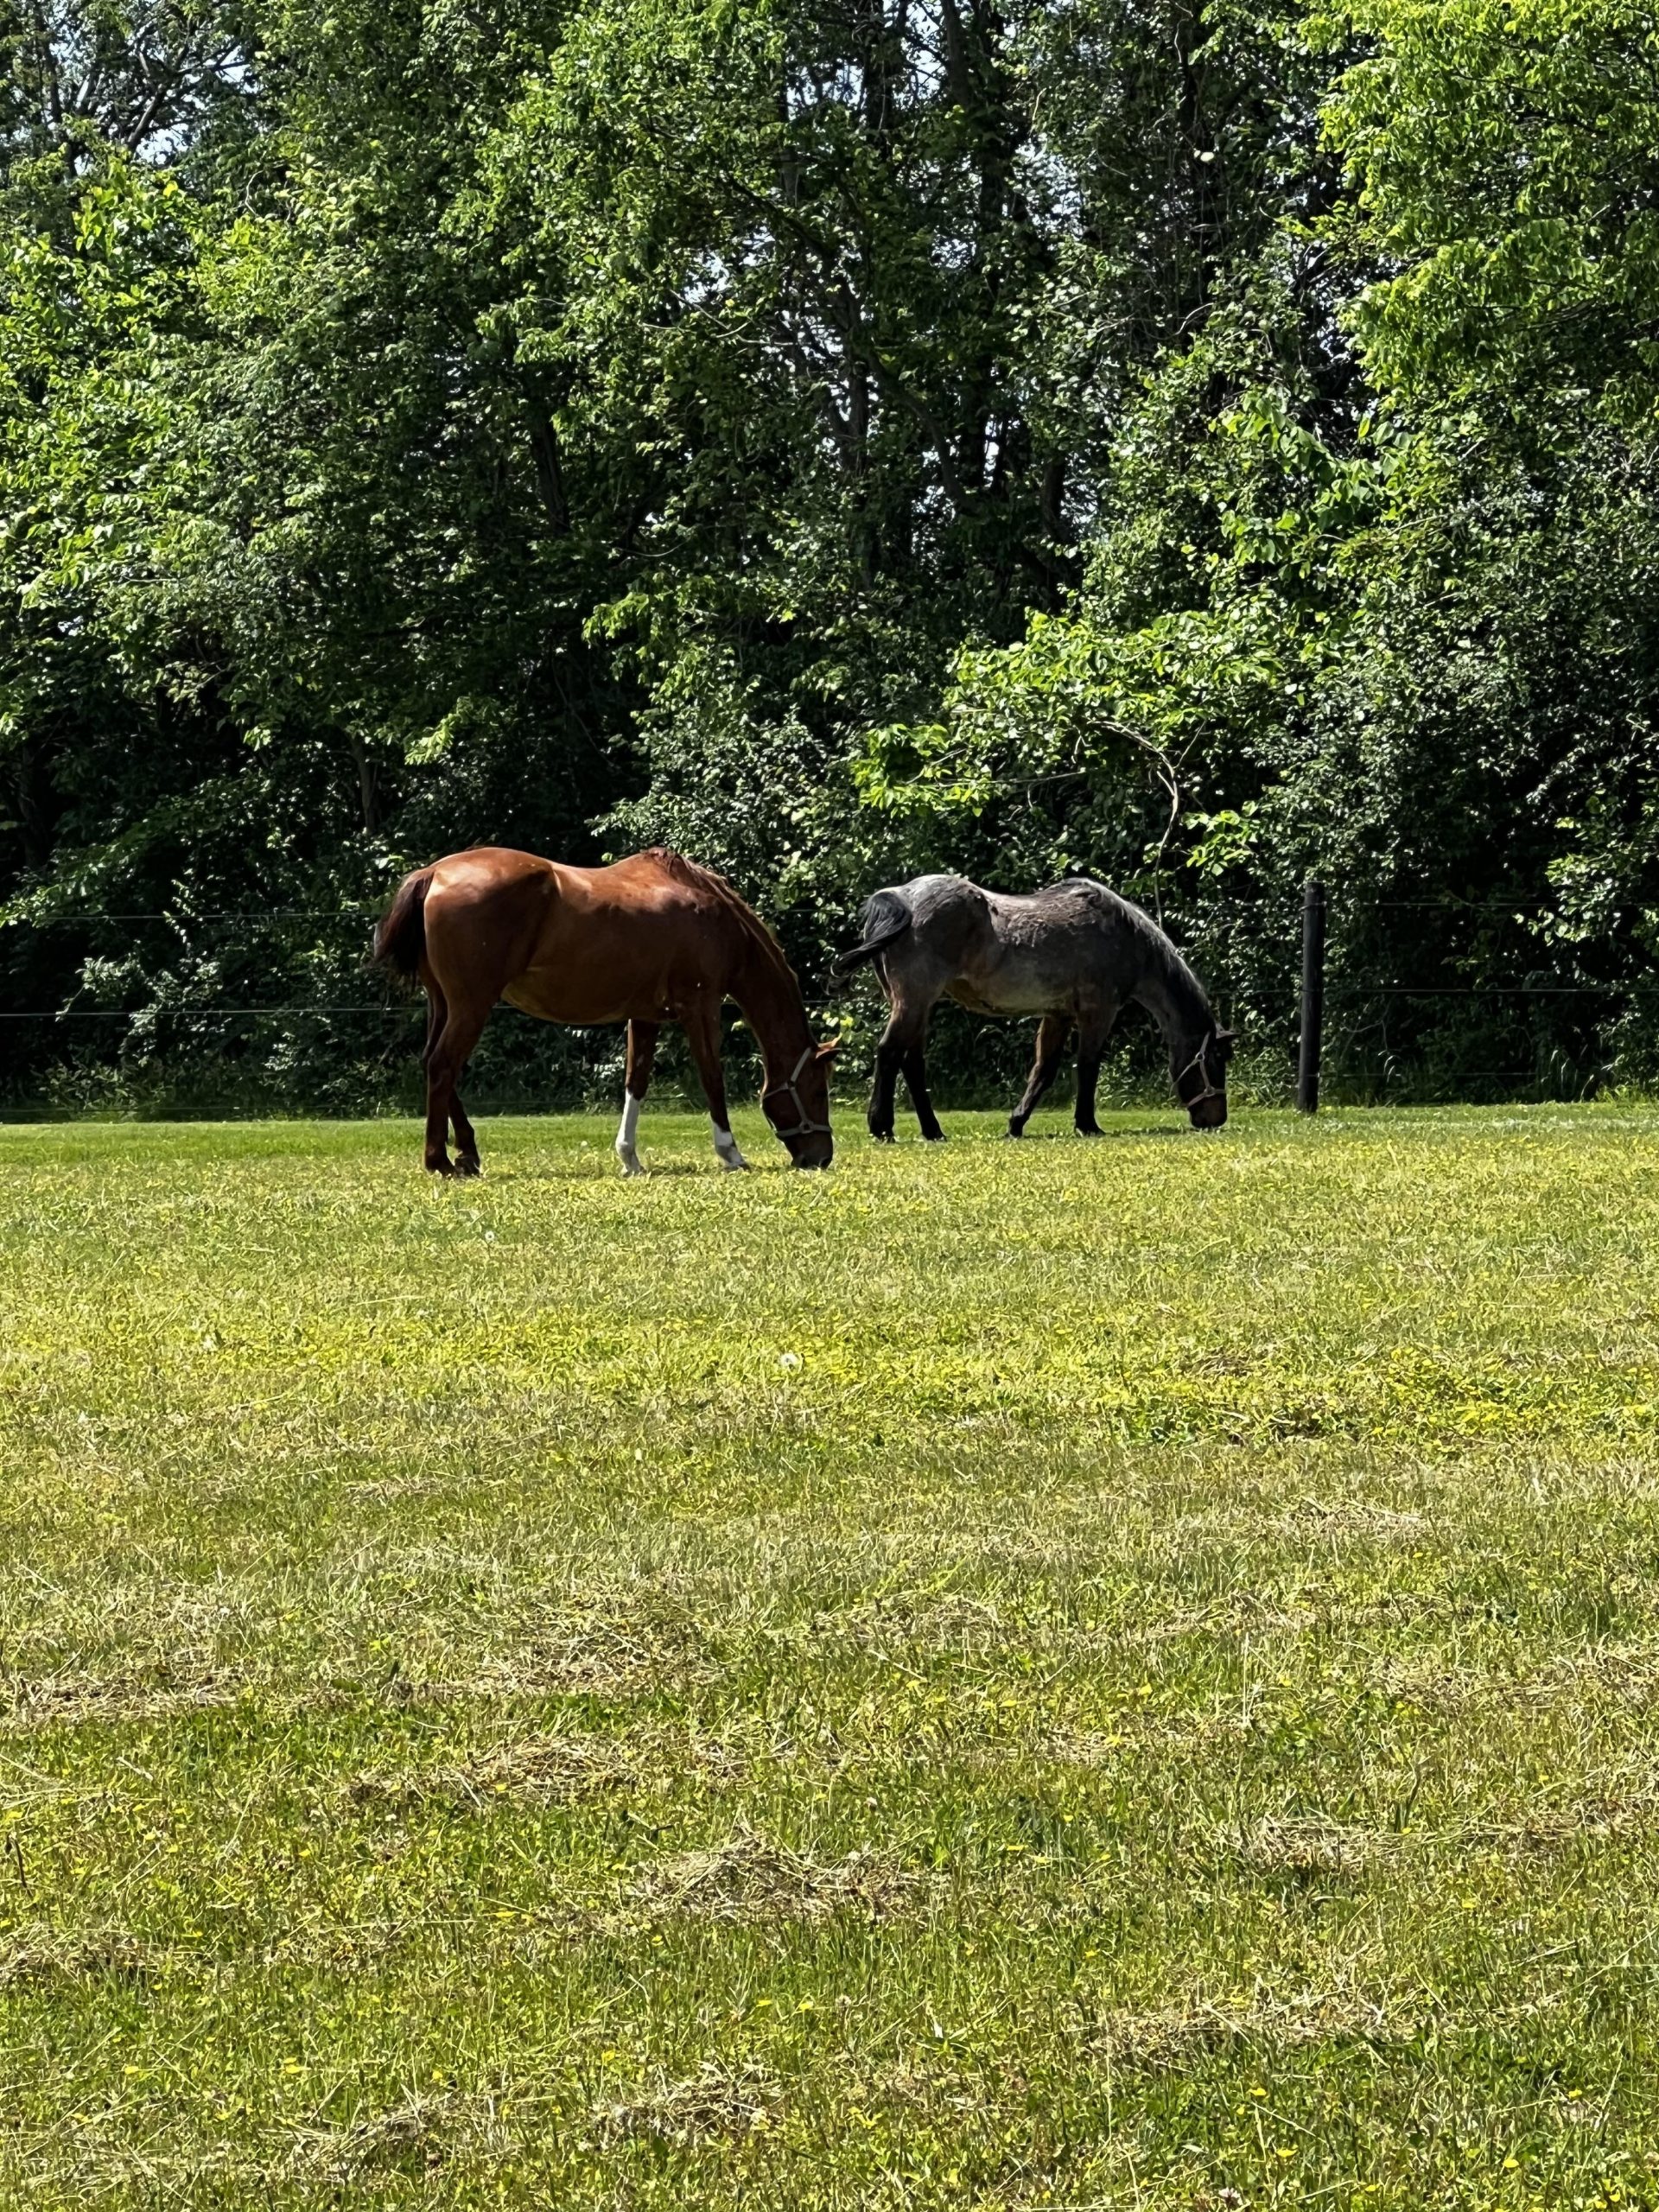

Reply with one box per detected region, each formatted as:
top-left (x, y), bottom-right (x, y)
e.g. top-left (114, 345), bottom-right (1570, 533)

top-left (949, 958), bottom-right (1055, 1018)
top-left (504, 971), bottom-right (666, 1027)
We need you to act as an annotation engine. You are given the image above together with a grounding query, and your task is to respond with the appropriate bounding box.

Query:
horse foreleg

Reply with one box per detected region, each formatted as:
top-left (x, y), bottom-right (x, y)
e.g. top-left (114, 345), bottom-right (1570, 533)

top-left (681, 1000), bottom-right (747, 1170)
top-left (1073, 1005), bottom-right (1117, 1135)
top-left (1008, 1014), bottom-right (1071, 1139)
top-left (615, 1020), bottom-right (658, 1177)
top-left (1073, 1053), bottom-right (1103, 1136)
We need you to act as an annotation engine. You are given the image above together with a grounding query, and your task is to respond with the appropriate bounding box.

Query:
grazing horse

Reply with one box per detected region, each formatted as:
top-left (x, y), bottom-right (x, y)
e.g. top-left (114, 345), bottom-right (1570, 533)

top-left (836, 874), bottom-right (1234, 1141)
top-left (372, 846), bottom-right (835, 1176)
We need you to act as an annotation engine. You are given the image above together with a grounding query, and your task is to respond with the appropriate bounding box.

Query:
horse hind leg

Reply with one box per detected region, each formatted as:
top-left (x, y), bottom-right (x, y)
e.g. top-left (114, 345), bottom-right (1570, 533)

top-left (1008, 1014), bottom-right (1071, 1139)
top-left (444, 1000), bottom-right (484, 1185)
top-left (420, 987), bottom-right (452, 1174)
top-left (423, 999), bottom-right (488, 1177)
top-left (868, 1032), bottom-right (900, 1142)
top-left (615, 1020), bottom-right (658, 1177)
top-left (449, 1087), bottom-right (482, 1176)
top-left (901, 1039), bottom-right (945, 1142)
top-left (869, 988), bottom-right (942, 1142)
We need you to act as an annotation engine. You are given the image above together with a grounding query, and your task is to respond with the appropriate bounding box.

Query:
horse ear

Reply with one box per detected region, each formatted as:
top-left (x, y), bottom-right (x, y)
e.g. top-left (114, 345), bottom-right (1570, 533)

top-left (816, 1037), bottom-right (839, 1060)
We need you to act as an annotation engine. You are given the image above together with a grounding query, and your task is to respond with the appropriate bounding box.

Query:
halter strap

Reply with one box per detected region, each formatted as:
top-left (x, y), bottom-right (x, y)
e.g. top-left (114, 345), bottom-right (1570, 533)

top-left (1176, 1031), bottom-right (1226, 1107)
top-left (761, 1045), bottom-right (832, 1137)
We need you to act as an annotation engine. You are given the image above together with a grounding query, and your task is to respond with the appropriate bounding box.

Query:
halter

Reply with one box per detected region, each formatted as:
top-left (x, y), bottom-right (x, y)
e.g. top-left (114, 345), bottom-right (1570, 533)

top-left (761, 1045), bottom-right (833, 1138)
top-left (1175, 1031), bottom-right (1227, 1108)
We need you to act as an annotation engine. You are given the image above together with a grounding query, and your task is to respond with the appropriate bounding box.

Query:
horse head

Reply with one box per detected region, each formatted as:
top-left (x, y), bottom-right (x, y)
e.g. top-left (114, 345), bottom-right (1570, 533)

top-left (761, 1040), bottom-right (837, 1167)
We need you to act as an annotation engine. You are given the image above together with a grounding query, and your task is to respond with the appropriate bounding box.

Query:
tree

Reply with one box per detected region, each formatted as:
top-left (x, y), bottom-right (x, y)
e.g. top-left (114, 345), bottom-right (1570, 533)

top-left (1321, 0), bottom-right (1659, 422)
top-left (857, 0), bottom-right (1659, 1093)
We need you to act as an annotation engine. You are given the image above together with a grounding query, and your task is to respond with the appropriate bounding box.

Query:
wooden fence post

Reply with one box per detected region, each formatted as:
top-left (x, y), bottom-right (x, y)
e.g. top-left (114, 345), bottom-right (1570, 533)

top-left (1297, 878), bottom-right (1325, 1114)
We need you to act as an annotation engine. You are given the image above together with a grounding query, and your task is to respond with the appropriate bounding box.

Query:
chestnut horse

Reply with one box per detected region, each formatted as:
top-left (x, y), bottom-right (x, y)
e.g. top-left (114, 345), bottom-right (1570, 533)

top-left (372, 847), bottom-right (835, 1175)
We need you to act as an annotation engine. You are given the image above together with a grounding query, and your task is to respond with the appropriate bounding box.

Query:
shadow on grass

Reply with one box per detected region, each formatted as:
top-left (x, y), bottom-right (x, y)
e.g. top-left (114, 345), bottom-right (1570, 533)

top-left (1012, 1126), bottom-right (1192, 1143)
top-left (483, 1160), bottom-right (791, 1184)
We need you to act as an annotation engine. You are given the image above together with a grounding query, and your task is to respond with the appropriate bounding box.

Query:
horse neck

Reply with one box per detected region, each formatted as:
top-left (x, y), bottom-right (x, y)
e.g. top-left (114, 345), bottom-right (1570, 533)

top-left (732, 936), bottom-right (814, 1082)
top-left (1132, 952), bottom-right (1214, 1061)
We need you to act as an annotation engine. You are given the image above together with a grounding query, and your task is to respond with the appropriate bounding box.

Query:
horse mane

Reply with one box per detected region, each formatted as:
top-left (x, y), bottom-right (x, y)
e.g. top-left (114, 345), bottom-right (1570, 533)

top-left (644, 849), bottom-right (797, 982)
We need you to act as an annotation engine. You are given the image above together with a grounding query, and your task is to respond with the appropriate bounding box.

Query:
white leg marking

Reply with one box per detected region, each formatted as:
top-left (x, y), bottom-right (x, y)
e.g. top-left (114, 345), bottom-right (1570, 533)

top-left (712, 1118), bottom-right (749, 1172)
top-left (615, 1092), bottom-right (644, 1176)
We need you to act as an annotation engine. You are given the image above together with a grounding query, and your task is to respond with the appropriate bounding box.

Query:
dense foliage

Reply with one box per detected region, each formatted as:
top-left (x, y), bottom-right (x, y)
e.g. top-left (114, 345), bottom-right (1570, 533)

top-left (2, 0), bottom-right (1656, 1107)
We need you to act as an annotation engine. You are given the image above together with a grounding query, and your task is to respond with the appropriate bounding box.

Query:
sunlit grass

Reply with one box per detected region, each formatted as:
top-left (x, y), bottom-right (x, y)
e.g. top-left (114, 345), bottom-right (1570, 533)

top-left (2, 1103), bottom-right (1658, 2207)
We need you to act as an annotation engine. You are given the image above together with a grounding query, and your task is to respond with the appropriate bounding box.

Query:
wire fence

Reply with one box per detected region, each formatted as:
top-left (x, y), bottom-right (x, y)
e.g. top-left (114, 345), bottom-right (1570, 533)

top-left (0, 883), bottom-right (1645, 1108)
top-left (0, 1007), bottom-right (415, 1020)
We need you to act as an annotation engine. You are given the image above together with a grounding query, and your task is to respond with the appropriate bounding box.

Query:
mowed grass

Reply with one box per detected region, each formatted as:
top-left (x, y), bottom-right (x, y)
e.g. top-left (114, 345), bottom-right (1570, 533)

top-left (3, 1103), bottom-right (1659, 2209)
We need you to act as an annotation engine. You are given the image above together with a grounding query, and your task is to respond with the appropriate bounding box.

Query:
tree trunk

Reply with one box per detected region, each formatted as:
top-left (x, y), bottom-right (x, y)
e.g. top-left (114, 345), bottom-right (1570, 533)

top-left (349, 736), bottom-right (381, 836)
top-left (527, 409), bottom-right (571, 536)
top-left (13, 739), bottom-right (55, 874)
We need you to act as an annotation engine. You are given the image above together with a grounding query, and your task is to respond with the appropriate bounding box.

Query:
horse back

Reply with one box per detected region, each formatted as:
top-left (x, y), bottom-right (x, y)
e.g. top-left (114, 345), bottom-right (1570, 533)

top-left (419, 844), bottom-right (760, 1023)
top-left (904, 873), bottom-right (1146, 1015)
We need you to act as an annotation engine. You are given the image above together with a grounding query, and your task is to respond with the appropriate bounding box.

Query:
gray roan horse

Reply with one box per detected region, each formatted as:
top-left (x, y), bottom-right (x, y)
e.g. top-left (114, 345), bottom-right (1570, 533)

top-left (836, 874), bottom-right (1235, 1141)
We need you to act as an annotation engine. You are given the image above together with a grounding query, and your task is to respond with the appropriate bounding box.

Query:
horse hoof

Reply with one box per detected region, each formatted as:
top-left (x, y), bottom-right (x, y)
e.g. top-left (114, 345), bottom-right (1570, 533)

top-left (868, 1128), bottom-right (894, 1145)
top-left (454, 1154), bottom-right (482, 1178)
top-left (1075, 1123), bottom-right (1103, 1139)
top-left (921, 1129), bottom-right (946, 1143)
top-left (1006, 1122), bottom-right (1024, 1140)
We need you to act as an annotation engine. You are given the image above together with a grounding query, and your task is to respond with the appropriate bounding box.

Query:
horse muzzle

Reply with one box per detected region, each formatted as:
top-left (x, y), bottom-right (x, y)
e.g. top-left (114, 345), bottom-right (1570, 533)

top-left (1189, 1096), bottom-right (1227, 1130)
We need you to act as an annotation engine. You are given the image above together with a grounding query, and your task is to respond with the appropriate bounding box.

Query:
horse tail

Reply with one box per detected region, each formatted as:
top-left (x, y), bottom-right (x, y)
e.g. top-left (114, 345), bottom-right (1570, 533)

top-left (372, 866), bottom-right (435, 981)
top-left (834, 891), bottom-right (912, 976)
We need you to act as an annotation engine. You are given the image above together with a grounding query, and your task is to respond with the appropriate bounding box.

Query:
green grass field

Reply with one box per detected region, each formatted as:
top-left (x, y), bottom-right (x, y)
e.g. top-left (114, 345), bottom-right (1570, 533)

top-left (3, 1103), bottom-right (1659, 2209)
